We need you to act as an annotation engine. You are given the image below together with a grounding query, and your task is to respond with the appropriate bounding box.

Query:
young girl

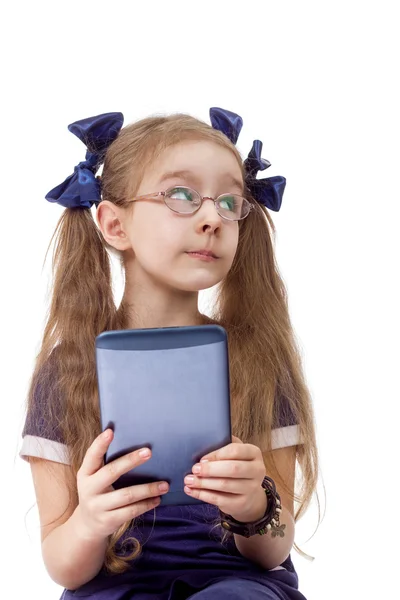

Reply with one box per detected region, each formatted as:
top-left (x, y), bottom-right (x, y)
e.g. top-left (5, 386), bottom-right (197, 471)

top-left (20, 108), bottom-right (320, 600)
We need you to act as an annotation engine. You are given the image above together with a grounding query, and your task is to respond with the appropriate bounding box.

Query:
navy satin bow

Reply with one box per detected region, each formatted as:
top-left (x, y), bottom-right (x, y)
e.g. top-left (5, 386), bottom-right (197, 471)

top-left (209, 107), bottom-right (286, 211)
top-left (45, 108), bottom-right (284, 212)
top-left (45, 112), bottom-right (124, 209)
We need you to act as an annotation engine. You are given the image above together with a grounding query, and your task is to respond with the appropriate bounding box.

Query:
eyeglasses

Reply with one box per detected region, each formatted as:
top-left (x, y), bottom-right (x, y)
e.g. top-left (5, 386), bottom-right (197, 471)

top-left (127, 186), bottom-right (254, 221)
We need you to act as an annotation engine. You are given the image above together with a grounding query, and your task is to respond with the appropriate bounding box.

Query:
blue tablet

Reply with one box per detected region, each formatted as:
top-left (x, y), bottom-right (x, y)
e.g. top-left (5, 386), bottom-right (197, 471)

top-left (95, 325), bottom-right (232, 506)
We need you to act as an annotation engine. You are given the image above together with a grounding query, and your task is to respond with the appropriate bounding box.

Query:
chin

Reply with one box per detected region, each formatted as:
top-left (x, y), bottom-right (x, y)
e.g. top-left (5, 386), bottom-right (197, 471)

top-left (177, 275), bottom-right (224, 292)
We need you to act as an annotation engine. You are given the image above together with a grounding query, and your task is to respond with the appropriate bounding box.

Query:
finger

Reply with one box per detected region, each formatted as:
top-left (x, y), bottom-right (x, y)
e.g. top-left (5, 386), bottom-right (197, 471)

top-left (184, 475), bottom-right (248, 495)
top-left (184, 485), bottom-right (267, 520)
top-left (79, 429), bottom-right (114, 478)
top-left (192, 460), bottom-right (256, 479)
top-left (183, 485), bottom-right (233, 507)
top-left (90, 447), bottom-right (153, 494)
top-left (200, 442), bottom-right (257, 464)
top-left (99, 480), bottom-right (170, 512)
top-left (109, 496), bottom-right (162, 525)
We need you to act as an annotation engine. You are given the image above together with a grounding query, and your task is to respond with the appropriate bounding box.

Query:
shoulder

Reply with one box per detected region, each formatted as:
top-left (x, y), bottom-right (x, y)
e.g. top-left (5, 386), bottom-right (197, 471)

top-left (271, 389), bottom-right (302, 450)
top-left (20, 346), bottom-right (71, 465)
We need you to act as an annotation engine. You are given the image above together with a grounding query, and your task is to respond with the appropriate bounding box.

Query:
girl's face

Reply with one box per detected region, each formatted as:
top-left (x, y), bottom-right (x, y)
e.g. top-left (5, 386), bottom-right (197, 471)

top-left (121, 140), bottom-right (243, 293)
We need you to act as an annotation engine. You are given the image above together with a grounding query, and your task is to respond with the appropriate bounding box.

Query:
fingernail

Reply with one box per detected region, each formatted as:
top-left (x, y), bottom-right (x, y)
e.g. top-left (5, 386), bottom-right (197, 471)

top-left (139, 448), bottom-right (150, 458)
top-left (200, 458), bottom-right (209, 463)
top-left (184, 486), bottom-right (193, 494)
top-left (193, 464), bottom-right (201, 474)
top-left (185, 476), bottom-right (195, 485)
top-left (159, 482), bottom-right (169, 492)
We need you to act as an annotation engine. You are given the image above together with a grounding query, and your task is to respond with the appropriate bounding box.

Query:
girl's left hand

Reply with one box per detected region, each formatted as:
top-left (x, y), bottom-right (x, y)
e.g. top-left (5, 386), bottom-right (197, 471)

top-left (184, 436), bottom-right (268, 523)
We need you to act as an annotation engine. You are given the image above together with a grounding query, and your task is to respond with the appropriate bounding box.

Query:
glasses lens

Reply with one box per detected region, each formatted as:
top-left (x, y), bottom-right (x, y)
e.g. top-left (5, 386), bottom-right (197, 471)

top-left (164, 187), bottom-right (250, 220)
top-left (217, 194), bottom-right (250, 220)
top-left (165, 187), bottom-right (200, 213)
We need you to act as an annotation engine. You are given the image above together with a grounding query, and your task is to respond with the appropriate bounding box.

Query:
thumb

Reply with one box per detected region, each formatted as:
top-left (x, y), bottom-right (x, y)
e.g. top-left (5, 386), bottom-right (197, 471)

top-left (79, 428), bottom-right (113, 477)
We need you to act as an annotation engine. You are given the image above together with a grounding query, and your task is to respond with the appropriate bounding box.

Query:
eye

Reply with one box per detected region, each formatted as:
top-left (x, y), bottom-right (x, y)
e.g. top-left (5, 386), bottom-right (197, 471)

top-left (168, 187), bottom-right (196, 202)
top-left (218, 194), bottom-right (241, 212)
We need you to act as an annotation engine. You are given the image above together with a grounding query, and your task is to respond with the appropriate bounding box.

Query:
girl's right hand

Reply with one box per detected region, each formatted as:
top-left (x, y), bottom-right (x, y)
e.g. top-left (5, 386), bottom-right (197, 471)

top-left (75, 428), bottom-right (169, 542)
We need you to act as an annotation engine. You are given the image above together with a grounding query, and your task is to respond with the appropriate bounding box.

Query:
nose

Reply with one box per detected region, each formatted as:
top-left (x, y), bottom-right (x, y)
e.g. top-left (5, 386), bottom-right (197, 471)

top-left (195, 197), bottom-right (222, 232)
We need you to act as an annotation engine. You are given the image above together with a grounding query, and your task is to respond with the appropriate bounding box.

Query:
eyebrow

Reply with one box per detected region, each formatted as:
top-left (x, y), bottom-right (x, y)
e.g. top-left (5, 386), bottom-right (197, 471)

top-left (158, 169), bottom-right (244, 194)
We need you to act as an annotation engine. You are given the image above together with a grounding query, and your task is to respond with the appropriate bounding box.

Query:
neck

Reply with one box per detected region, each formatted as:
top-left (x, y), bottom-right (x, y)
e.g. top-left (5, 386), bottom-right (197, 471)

top-left (120, 303), bottom-right (209, 329)
top-left (119, 279), bottom-right (214, 331)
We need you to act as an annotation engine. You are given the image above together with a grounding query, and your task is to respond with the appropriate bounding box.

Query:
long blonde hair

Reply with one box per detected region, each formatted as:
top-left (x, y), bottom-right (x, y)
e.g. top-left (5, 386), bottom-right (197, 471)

top-left (26, 112), bottom-right (322, 573)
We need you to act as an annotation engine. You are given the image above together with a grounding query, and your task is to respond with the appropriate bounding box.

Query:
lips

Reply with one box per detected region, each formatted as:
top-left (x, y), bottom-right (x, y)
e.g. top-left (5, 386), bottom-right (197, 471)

top-left (187, 250), bottom-right (218, 258)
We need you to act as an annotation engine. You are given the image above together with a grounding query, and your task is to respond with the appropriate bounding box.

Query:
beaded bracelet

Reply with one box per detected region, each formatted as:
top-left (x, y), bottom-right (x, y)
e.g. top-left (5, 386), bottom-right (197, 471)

top-left (219, 475), bottom-right (285, 538)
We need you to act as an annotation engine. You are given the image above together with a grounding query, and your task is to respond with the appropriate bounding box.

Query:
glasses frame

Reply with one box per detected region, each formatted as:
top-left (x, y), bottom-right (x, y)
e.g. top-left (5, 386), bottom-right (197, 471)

top-left (127, 185), bottom-right (255, 221)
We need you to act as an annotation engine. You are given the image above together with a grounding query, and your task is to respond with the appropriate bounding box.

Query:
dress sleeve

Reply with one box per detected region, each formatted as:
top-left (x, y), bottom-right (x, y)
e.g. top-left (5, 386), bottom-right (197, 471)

top-left (270, 390), bottom-right (303, 450)
top-left (19, 355), bottom-right (71, 465)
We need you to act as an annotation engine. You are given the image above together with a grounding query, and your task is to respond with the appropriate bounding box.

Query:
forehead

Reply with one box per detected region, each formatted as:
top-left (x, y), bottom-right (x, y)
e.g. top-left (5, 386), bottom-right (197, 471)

top-left (143, 140), bottom-right (244, 191)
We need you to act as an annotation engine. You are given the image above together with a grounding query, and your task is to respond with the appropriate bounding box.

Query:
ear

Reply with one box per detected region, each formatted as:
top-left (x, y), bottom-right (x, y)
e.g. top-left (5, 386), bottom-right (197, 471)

top-left (96, 201), bottom-right (132, 251)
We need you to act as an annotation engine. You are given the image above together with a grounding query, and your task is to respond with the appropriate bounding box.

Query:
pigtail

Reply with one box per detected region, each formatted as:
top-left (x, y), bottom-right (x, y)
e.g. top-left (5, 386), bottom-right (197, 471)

top-left (212, 202), bottom-right (321, 559)
top-left (28, 206), bottom-right (139, 571)
top-left (42, 206), bottom-right (116, 463)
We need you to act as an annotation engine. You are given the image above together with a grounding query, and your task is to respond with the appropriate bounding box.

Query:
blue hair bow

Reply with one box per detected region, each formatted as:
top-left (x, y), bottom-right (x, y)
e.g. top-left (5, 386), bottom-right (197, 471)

top-left (45, 112), bottom-right (124, 209)
top-left (209, 107), bottom-right (286, 211)
top-left (46, 108), bottom-right (284, 212)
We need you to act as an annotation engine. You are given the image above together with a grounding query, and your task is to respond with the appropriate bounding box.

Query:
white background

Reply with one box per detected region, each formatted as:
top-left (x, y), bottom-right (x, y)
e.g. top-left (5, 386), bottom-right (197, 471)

top-left (2, 1), bottom-right (399, 599)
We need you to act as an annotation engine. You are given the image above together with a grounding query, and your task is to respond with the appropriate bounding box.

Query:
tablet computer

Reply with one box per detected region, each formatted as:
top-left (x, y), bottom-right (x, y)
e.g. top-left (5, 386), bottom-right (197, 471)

top-left (95, 324), bottom-right (232, 506)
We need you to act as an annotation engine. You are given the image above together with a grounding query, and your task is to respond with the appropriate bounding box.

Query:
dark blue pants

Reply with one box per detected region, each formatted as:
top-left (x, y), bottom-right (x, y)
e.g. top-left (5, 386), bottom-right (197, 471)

top-left (188, 577), bottom-right (306, 599)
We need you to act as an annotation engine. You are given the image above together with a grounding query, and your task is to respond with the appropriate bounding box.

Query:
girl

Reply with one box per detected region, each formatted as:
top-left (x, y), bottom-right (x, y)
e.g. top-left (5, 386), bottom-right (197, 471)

top-left (20, 108), bottom-right (321, 600)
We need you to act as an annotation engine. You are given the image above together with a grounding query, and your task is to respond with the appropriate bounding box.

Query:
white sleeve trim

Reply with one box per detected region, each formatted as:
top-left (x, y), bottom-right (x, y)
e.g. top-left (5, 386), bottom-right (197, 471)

top-left (19, 427), bottom-right (301, 464)
top-left (271, 424), bottom-right (302, 449)
top-left (19, 435), bottom-right (71, 465)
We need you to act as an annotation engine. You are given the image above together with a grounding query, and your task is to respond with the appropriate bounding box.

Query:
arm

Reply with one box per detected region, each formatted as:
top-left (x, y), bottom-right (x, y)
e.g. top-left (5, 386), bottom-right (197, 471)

top-left (234, 445), bottom-right (297, 570)
top-left (29, 433), bottom-right (168, 591)
top-left (30, 457), bottom-right (108, 590)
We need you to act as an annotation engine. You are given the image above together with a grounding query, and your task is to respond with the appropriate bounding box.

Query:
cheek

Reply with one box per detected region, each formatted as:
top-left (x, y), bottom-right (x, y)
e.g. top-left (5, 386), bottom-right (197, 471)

top-left (130, 206), bottom-right (184, 260)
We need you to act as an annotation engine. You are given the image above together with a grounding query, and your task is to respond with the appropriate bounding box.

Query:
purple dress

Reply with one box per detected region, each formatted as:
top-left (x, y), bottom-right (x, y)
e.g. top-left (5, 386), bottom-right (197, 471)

top-left (58, 502), bottom-right (307, 600)
top-left (20, 366), bottom-right (308, 600)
